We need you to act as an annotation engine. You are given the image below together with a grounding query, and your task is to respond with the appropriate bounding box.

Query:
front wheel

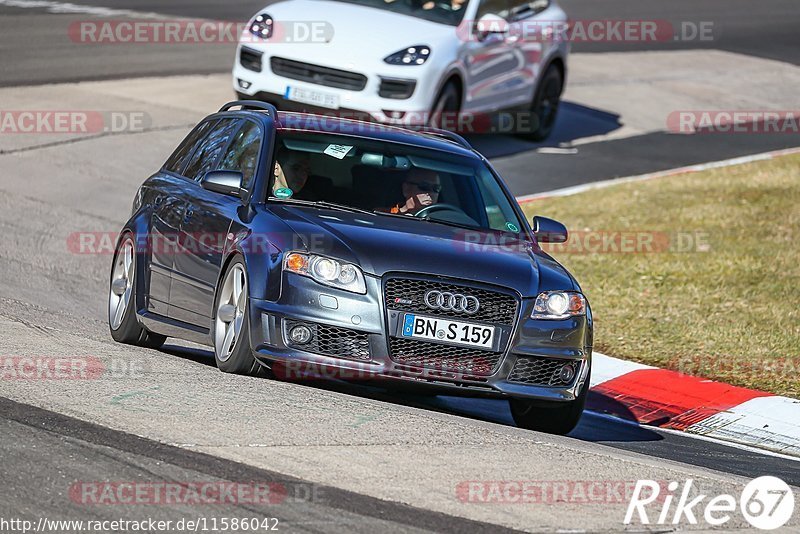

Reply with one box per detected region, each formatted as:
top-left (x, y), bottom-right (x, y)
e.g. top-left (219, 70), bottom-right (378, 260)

top-left (212, 257), bottom-right (262, 375)
top-left (509, 368), bottom-right (590, 435)
top-left (108, 234), bottom-right (166, 349)
top-left (429, 81), bottom-right (460, 130)
top-left (522, 65), bottom-right (563, 141)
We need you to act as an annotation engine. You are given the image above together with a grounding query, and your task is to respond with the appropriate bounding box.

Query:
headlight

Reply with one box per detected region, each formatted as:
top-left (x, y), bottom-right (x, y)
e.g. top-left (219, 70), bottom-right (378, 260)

top-left (384, 45), bottom-right (431, 65)
top-left (131, 187), bottom-right (143, 216)
top-left (531, 291), bottom-right (586, 320)
top-left (284, 252), bottom-right (366, 294)
top-left (249, 13), bottom-right (274, 39)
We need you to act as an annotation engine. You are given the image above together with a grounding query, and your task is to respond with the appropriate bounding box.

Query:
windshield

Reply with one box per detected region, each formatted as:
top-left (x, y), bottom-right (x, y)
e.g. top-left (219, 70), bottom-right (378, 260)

top-left (268, 131), bottom-right (526, 236)
top-left (330, 0), bottom-right (469, 26)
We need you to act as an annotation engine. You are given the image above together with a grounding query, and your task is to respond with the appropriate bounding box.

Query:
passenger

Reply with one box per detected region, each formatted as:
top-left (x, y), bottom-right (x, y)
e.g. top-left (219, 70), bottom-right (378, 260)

top-left (272, 149), bottom-right (312, 197)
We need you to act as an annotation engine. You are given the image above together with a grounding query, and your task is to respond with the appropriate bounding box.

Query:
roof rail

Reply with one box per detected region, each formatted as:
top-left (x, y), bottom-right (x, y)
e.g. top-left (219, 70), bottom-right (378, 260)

top-left (414, 127), bottom-right (472, 149)
top-left (218, 100), bottom-right (278, 116)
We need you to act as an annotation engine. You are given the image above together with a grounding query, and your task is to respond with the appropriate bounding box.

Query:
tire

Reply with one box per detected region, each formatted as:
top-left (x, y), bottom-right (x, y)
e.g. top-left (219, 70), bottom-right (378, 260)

top-left (523, 65), bottom-right (563, 141)
top-left (108, 234), bottom-right (167, 349)
top-left (429, 81), bottom-right (460, 130)
top-left (212, 256), bottom-right (262, 375)
top-left (509, 367), bottom-right (590, 435)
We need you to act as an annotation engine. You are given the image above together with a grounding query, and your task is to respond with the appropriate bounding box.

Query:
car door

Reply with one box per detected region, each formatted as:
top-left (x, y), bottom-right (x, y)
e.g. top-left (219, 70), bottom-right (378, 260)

top-left (463, 0), bottom-right (528, 112)
top-left (168, 117), bottom-right (255, 327)
top-left (147, 120), bottom-right (216, 316)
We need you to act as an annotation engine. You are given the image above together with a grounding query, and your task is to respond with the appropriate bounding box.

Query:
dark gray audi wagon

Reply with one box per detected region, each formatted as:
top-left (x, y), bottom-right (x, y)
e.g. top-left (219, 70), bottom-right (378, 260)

top-left (109, 101), bottom-right (592, 434)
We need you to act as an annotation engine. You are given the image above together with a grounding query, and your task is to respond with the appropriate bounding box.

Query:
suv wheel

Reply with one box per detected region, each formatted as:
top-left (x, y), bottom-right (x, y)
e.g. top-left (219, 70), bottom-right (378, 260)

top-left (509, 368), bottom-right (590, 435)
top-left (429, 81), bottom-right (460, 130)
top-left (524, 65), bottom-right (563, 141)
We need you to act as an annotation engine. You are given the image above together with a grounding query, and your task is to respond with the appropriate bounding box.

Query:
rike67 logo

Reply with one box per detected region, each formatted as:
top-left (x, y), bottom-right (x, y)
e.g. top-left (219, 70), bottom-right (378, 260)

top-left (625, 476), bottom-right (795, 530)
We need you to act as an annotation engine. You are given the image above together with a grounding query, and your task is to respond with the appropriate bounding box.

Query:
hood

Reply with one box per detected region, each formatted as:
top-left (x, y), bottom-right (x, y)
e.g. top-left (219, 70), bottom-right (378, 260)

top-left (252, 0), bottom-right (456, 63)
top-left (270, 205), bottom-right (576, 297)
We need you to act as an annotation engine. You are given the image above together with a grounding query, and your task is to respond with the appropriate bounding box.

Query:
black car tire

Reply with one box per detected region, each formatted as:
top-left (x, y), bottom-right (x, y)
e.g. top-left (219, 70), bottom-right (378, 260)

top-left (429, 81), bottom-right (460, 130)
top-left (212, 256), bottom-right (262, 376)
top-left (509, 368), bottom-right (590, 435)
top-left (108, 235), bottom-right (166, 349)
top-left (522, 65), bottom-right (563, 141)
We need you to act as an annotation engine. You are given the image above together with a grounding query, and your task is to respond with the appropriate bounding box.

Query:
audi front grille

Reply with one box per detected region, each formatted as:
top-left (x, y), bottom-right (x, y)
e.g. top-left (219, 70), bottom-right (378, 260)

top-left (384, 276), bottom-right (518, 376)
top-left (384, 277), bottom-right (518, 324)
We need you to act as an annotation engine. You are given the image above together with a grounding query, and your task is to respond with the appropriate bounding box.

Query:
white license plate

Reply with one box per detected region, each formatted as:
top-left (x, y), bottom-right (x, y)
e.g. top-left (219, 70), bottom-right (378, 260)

top-left (284, 86), bottom-right (339, 109)
top-left (401, 313), bottom-right (495, 350)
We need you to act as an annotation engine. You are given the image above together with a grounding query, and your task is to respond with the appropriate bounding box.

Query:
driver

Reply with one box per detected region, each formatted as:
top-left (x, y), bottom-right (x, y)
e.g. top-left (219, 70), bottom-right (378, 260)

top-left (384, 168), bottom-right (442, 215)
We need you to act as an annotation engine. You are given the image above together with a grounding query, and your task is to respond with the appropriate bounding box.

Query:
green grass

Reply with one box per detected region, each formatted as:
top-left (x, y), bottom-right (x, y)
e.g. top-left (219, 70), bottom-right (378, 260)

top-left (521, 154), bottom-right (800, 397)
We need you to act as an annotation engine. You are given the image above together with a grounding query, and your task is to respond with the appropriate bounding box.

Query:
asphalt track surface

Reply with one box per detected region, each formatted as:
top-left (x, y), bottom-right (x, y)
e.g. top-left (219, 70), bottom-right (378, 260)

top-left (0, 1), bottom-right (799, 531)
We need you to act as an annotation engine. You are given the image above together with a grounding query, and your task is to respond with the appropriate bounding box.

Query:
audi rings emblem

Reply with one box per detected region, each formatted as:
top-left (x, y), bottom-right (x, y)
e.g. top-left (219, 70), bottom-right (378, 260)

top-left (424, 290), bottom-right (480, 314)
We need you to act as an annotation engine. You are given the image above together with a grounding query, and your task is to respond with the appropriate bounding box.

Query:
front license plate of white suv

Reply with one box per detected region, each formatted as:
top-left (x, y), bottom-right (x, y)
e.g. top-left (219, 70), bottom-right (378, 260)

top-left (401, 313), bottom-right (495, 350)
top-left (284, 86), bottom-right (339, 109)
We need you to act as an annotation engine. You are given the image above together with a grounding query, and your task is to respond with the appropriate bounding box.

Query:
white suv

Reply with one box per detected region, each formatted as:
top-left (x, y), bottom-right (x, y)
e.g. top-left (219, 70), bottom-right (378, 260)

top-left (232, 0), bottom-right (569, 139)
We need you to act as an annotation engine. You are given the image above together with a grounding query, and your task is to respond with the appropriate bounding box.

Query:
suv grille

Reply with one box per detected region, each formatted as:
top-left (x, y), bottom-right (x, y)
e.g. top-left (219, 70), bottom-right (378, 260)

top-left (271, 57), bottom-right (367, 91)
top-left (384, 278), bottom-right (518, 325)
top-left (508, 357), bottom-right (580, 386)
top-left (389, 338), bottom-right (502, 376)
top-left (284, 320), bottom-right (370, 361)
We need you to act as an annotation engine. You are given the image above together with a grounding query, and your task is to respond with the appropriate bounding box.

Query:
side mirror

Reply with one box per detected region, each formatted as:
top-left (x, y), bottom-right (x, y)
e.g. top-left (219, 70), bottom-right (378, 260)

top-left (474, 13), bottom-right (509, 42)
top-left (532, 215), bottom-right (568, 243)
top-left (201, 170), bottom-right (246, 201)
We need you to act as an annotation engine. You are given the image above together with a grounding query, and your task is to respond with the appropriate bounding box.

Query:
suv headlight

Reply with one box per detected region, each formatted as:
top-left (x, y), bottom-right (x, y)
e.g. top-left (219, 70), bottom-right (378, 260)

top-left (249, 13), bottom-right (274, 39)
top-left (531, 291), bottom-right (586, 320)
top-left (284, 252), bottom-right (366, 294)
top-left (384, 45), bottom-right (431, 65)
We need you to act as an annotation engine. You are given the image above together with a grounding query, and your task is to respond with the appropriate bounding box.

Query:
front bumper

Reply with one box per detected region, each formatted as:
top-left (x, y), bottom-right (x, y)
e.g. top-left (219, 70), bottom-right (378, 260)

top-left (232, 45), bottom-right (438, 126)
top-left (248, 273), bottom-right (591, 402)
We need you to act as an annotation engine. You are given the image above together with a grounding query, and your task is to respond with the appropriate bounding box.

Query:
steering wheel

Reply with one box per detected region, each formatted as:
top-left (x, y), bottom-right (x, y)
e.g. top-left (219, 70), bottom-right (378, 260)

top-left (414, 203), bottom-right (467, 219)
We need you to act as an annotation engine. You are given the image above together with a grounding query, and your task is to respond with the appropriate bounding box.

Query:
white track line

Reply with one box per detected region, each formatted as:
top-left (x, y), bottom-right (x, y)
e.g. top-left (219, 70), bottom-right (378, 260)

top-left (517, 146), bottom-right (800, 204)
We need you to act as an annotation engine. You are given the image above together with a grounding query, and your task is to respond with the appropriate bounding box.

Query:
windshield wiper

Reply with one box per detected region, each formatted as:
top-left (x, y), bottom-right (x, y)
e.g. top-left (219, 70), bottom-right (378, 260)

top-left (313, 201), bottom-right (374, 215)
top-left (372, 210), bottom-right (483, 232)
top-left (270, 197), bottom-right (374, 215)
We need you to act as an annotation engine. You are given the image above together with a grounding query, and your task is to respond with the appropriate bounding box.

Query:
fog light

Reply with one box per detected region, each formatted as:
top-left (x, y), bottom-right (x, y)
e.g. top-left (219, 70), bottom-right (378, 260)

top-left (383, 110), bottom-right (406, 120)
top-left (238, 78), bottom-right (252, 89)
top-left (558, 363), bottom-right (576, 383)
top-left (289, 325), bottom-right (312, 344)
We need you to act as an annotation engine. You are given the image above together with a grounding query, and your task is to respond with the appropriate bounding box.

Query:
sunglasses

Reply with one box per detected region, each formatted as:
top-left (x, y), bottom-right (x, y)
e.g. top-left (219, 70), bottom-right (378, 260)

top-left (406, 181), bottom-right (442, 193)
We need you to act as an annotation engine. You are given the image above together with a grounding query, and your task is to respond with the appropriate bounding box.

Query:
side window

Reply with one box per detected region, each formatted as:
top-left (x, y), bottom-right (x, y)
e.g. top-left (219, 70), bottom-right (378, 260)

top-left (183, 118), bottom-right (241, 182)
top-left (475, 0), bottom-right (510, 20)
top-left (164, 120), bottom-right (216, 175)
top-left (218, 120), bottom-right (262, 191)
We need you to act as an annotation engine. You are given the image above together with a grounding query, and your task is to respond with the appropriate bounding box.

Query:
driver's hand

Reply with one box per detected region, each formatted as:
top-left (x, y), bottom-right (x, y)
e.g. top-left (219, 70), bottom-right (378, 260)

top-left (400, 193), bottom-right (434, 214)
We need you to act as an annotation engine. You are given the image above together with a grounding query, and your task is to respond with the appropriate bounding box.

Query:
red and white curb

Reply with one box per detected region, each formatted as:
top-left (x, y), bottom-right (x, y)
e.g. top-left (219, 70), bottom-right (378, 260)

top-left (515, 148), bottom-right (800, 457)
top-left (587, 352), bottom-right (800, 457)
